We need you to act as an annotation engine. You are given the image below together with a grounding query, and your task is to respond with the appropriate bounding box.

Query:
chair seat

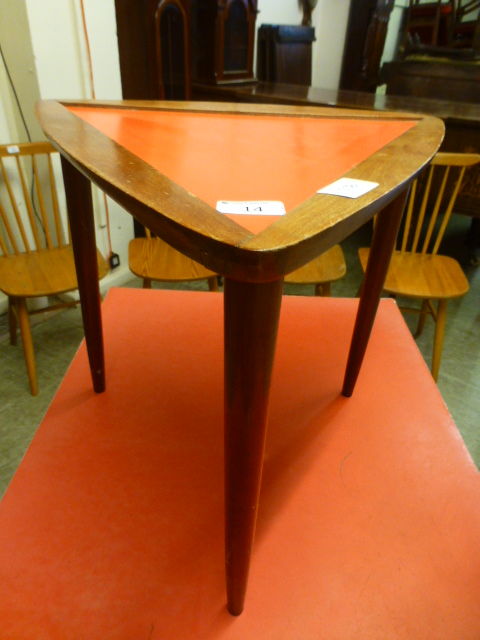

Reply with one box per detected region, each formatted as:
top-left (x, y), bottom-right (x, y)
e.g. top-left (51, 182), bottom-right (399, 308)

top-left (285, 245), bottom-right (346, 285)
top-left (129, 237), bottom-right (217, 282)
top-left (0, 246), bottom-right (109, 298)
top-left (358, 248), bottom-right (469, 299)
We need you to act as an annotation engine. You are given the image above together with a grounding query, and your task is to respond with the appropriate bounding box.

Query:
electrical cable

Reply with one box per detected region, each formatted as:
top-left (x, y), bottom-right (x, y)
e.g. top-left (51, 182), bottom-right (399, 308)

top-left (79, 0), bottom-right (115, 263)
top-left (0, 41), bottom-right (32, 142)
top-left (0, 38), bottom-right (45, 236)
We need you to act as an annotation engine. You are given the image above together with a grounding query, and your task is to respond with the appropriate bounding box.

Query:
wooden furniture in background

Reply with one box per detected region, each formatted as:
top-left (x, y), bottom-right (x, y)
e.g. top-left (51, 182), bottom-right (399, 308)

top-left (0, 142), bottom-right (108, 395)
top-left (451, 0), bottom-right (480, 48)
top-left (129, 228), bottom-right (219, 291)
top-left (256, 25), bottom-right (315, 86)
top-left (401, 0), bottom-right (455, 49)
top-left (154, 0), bottom-right (191, 100)
top-left (339, 0), bottom-right (394, 92)
top-left (115, 0), bottom-right (192, 101)
top-left (384, 55), bottom-right (480, 103)
top-left (358, 151), bottom-right (480, 381)
top-left (191, 0), bottom-right (257, 85)
top-left (285, 245), bottom-right (346, 296)
top-left (36, 99), bottom-right (444, 615)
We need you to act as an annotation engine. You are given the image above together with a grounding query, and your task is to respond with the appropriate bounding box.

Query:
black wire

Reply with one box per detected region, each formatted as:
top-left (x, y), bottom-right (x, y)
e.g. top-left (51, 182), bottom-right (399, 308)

top-left (0, 40), bottom-right (31, 142)
top-left (0, 38), bottom-right (46, 238)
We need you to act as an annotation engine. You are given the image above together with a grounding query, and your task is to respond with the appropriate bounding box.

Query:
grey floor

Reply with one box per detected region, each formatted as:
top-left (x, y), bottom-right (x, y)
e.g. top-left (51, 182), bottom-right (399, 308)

top-left (1, 215), bottom-right (479, 498)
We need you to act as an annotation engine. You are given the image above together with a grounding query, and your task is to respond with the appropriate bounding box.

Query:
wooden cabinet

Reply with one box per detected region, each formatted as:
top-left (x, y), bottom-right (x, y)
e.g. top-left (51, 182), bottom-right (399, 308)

top-left (384, 56), bottom-right (480, 103)
top-left (256, 25), bottom-right (316, 86)
top-left (115, 0), bottom-right (191, 100)
top-left (154, 0), bottom-right (191, 99)
top-left (191, 0), bottom-right (257, 84)
top-left (340, 0), bottom-right (394, 92)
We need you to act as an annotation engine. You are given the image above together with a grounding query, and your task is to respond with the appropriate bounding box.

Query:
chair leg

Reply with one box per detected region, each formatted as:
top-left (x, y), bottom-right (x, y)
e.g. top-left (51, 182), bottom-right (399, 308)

top-left (208, 276), bottom-right (219, 292)
top-left (314, 284), bottom-right (323, 296)
top-left (17, 298), bottom-right (38, 396)
top-left (431, 299), bottom-right (448, 382)
top-left (322, 282), bottom-right (331, 297)
top-left (8, 297), bottom-right (17, 345)
top-left (143, 278), bottom-right (152, 289)
top-left (416, 299), bottom-right (430, 337)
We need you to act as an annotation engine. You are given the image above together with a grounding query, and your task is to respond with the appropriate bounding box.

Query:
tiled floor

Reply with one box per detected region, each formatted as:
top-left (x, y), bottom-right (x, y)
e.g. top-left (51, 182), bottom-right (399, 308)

top-left (1, 215), bottom-right (479, 497)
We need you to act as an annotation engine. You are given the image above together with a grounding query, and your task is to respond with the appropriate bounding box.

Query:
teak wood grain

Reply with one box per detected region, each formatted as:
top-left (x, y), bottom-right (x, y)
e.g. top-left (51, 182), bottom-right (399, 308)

top-left (35, 100), bottom-right (444, 615)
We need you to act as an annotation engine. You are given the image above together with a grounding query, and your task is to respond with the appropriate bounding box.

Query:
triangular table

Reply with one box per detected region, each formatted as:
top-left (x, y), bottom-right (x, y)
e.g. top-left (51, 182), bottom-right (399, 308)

top-left (36, 100), bottom-right (444, 614)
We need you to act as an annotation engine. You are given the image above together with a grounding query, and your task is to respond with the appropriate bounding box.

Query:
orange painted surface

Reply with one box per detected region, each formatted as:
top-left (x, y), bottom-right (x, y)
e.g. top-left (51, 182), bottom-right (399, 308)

top-left (0, 288), bottom-right (479, 637)
top-left (68, 107), bottom-right (415, 233)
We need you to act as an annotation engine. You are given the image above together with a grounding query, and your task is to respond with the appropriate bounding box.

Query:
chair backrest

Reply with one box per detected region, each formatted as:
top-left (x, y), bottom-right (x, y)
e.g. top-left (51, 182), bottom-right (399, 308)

top-left (0, 141), bottom-right (68, 257)
top-left (400, 151), bottom-right (480, 256)
top-left (455, 0), bottom-right (480, 22)
top-left (404, 0), bottom-right (455, 47)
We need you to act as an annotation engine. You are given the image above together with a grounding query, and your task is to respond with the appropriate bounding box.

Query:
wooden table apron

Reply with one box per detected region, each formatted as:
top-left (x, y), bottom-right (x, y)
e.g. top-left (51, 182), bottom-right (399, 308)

top-left (36, 100), bottom-right (444, 616)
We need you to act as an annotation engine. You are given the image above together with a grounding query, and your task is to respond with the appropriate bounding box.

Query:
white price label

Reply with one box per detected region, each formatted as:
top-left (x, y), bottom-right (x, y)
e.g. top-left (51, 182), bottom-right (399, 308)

top-left (317, 178), bottom-right (379, 199)
top-left (7, 145), bottom-right (20, 155)
top-left (216, 201), bottom-right (286, 216)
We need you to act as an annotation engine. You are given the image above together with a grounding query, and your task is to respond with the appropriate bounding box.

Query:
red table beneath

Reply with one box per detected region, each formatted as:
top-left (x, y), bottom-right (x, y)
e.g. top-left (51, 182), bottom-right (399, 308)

top-left (0, 288), bottom-right (479, 638)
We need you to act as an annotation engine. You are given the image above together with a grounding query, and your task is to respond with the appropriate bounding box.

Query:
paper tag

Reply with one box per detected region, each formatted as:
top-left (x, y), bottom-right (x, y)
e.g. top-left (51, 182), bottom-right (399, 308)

top-left (216, 201), bottom-right (286, 216)
top-left (7, 145), bottom-right (20, 155)
top-left (317, 178), bottom-right (379, 199)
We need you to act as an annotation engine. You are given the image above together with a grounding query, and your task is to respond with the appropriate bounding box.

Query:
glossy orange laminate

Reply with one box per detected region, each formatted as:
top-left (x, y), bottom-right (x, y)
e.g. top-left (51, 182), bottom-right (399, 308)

top-left (68, 107), bottom-right (415, 233)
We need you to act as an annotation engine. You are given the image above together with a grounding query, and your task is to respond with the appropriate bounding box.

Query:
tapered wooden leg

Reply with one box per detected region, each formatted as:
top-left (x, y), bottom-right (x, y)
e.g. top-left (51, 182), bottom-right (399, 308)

top-left (61, 158), bottom-right (105, 393)
top-left (142, 278), bottom-right (152, 289)
top-left (8, 297), bottom-right (17, 345)
top-left (224, 277), bottom-right (283, 616)
top-left (322, 283), bottom-right (331, 297)
top-left (208, 276), bottom-right (220, 292)
top-left (343, 190), bottom-right (408, 397)
top-left (416, 299), bottom-right (430, 337)
top-left (431, 299), bottom-right (448, 382)
top-left (17, 298), bottom-right (37, 396)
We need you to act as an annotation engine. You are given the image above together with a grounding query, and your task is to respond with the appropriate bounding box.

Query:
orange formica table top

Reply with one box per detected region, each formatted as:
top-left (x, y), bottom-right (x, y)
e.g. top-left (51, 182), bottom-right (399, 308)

top-left (67, 105), bottom-right (416, 233)
top-left (36, 100), bottom-right (443, 280)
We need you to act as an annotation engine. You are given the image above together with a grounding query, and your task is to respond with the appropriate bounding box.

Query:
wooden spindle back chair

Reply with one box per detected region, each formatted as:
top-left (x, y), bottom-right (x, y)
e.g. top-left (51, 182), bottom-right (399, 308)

top-left (450, 0), bottom-right (480, 48)
top-left (130, 231), bottom-right (345, 297)
top-left (0, 141), bottom-right (109, 395)
top-left (358, 151), bottom-right (480, 381)
top-left (402, 0), bottom-right (455, 49)
top-left (129, 227), bottom-right (219, 291)
top-left (284, 245), bottom-right (347, 296)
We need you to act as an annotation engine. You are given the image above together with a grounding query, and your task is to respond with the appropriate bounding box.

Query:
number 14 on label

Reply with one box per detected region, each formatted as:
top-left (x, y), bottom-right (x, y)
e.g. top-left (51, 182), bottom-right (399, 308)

top-left (216, 201), bottom-right (286, 216)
